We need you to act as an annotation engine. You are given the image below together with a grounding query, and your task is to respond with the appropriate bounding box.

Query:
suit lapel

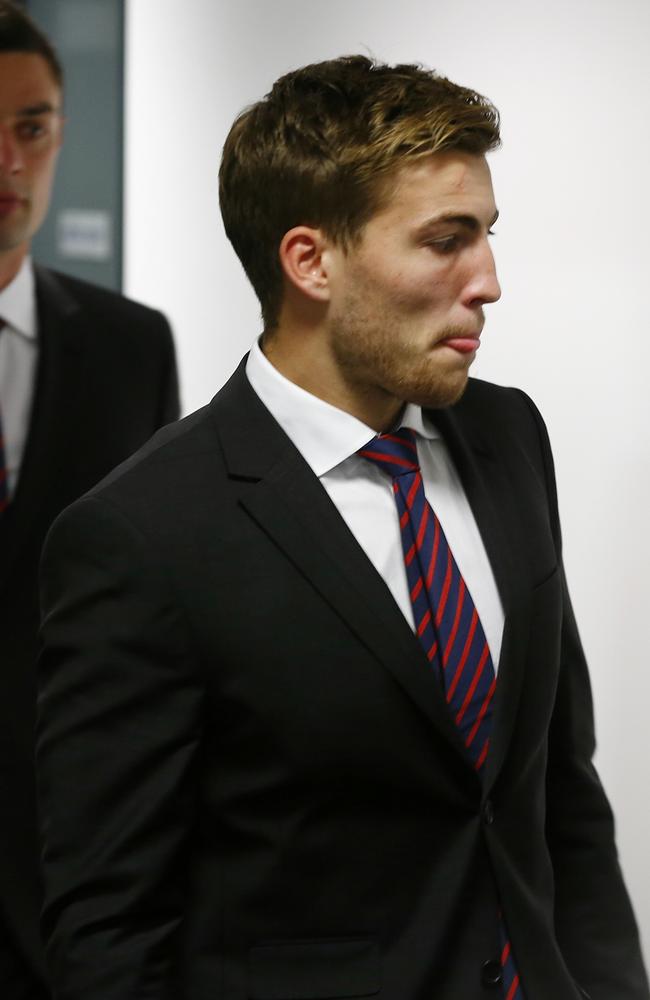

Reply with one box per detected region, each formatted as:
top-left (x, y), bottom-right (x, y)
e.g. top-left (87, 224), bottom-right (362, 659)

top-left (212, 364), bottom-right (472, 762)
top-left (432, 403), bottom-right (533, 789)
top-left (0, 267), bottom-right (85, 588)
top-left (215, 365), bottom-right (535, 783)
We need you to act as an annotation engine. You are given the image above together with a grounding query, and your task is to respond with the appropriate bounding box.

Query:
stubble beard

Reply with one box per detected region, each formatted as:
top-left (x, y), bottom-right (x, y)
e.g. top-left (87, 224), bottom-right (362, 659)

top-left (330, 307), bottom-right (472, 413)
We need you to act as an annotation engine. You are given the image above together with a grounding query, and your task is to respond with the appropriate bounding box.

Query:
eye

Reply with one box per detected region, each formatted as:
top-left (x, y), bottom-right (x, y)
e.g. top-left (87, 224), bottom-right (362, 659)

top-left (16, 120), bottom-right (48, 141)
top-left (427, 235), bottom-right (460, 254)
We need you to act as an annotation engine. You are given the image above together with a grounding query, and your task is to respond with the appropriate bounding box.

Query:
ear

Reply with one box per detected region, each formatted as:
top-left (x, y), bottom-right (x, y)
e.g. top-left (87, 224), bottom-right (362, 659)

top-left (279, 226), bottom-right (331, 304)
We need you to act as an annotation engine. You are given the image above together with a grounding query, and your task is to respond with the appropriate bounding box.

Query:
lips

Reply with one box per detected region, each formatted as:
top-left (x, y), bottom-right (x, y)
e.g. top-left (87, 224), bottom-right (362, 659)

top-left (0, 193), bottom-right (22, 216)
top-left (440, 334), bottom-right (481, 354)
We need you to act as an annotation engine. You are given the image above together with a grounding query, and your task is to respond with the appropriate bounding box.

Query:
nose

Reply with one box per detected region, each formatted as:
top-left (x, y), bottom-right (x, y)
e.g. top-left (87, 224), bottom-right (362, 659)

top-left (463, 239), bottom-right (501, 308)
top-left (0, 124), bottom-right (24, 174)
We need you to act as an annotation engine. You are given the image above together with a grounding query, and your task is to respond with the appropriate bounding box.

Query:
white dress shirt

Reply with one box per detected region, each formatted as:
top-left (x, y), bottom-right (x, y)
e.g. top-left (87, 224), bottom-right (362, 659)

top-left (0, 257), bottom-right (38, 497)
top-left (246, 339), bottom-right (504, 668)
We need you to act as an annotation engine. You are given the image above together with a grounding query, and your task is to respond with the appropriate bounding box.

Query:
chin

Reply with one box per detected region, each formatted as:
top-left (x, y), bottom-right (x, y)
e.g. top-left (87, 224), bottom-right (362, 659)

top-left (398, 370), bottom-right (470, 411)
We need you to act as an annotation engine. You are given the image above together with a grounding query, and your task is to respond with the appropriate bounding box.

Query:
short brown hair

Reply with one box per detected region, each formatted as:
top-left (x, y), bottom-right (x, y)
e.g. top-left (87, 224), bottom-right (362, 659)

top-left (219, 55), bottom-right (500, 330)
top-left (0, 1), bottom-right (63, 88)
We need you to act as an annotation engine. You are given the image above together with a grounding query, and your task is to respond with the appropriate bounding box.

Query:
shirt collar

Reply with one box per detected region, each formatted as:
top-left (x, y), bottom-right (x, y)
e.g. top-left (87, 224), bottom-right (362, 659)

top-left (0, 256), bottom-right (36, 341)
top-left (245, 336), bottom-right (440, 478)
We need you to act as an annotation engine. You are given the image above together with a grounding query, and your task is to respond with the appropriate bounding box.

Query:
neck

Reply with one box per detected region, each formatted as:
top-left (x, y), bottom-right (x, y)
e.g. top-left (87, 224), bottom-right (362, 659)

top-left (262, 323), bottom-right (403, 432)
top-left (0, 243), bottom-right (28, 292)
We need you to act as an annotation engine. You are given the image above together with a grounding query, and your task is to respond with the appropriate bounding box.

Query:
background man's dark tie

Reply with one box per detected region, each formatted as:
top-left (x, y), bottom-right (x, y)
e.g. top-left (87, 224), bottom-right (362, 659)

top-left (0, 319), bottom-right (8, 513)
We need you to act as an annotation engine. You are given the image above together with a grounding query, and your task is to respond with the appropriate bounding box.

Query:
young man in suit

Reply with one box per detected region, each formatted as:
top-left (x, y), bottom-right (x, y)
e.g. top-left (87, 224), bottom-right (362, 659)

top-left (36, 56), bottom-right (648, 1000)
top-left (0, 4), bottom-right (179, 997)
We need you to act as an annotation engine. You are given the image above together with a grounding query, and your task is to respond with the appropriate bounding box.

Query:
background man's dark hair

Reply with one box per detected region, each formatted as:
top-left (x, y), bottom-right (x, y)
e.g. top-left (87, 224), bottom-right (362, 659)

top-left (219, 54), bottom-right (500, 331)
top-left (0, 0), bottom-right (63, 87)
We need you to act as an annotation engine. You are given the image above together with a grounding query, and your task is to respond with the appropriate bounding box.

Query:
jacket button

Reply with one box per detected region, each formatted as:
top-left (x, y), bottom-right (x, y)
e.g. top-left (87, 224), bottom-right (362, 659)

top-left (483, 798), bottom-right (495, 825)
top-left (481, 959), bottom-right (503, 988)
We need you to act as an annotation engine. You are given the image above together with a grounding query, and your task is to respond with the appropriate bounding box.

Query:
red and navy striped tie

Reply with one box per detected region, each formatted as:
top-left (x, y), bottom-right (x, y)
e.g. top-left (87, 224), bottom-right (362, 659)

top-left (0, 322), bottom-right (7, 514)
top-left (358, 426), bottom-right (522, 1000)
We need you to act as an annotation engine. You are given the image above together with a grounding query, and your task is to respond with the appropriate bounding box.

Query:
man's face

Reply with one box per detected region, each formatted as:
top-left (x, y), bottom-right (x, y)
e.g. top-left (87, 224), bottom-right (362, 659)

top-left (0, 52), bottom-right (63, 258)
top-left (325, 151), bottom-right (501, 413)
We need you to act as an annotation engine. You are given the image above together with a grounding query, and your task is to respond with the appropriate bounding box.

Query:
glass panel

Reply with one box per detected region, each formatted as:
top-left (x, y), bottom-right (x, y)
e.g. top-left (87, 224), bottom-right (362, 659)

top-left (27, 0), bottom-right (124, 291)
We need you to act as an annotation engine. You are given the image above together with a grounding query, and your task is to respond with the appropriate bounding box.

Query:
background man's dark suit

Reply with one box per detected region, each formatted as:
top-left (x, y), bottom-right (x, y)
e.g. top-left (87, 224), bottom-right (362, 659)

top-left (36, 359), bottom-right (649, 1000)
top-left (1, 264), bottom-right (179, 998)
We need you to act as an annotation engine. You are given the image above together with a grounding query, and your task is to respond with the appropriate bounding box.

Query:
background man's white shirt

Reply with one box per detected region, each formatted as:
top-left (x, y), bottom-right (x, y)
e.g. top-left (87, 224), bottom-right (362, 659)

top-left (0, 257), bottom-right (38, 497)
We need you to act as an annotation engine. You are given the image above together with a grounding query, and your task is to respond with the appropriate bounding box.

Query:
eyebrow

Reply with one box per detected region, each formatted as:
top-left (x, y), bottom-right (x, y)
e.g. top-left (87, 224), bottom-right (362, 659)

top-left (17, 102), bottom-right (60, 117)
top-left (416, 208), bottom-right (500, 236)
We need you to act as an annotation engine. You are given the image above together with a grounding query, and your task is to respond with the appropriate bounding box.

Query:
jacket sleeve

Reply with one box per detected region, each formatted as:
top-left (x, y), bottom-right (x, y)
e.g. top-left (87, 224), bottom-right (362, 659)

top-left (518, 390), bottom-right (650, 1000)
top-left (36, 495), bottom-right (202, 1000)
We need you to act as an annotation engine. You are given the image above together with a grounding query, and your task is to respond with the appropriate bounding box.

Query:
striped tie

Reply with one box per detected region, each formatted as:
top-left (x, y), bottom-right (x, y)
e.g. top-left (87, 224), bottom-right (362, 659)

top-left (0, 321), bottom-right (7, 513)
top-left (358, 427), bottom-right (522, 1000)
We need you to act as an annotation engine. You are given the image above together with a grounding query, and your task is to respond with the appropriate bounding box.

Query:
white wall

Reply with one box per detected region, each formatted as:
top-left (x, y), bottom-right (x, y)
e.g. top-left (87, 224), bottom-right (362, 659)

top-left (125, 0), bottom-right (650, 959)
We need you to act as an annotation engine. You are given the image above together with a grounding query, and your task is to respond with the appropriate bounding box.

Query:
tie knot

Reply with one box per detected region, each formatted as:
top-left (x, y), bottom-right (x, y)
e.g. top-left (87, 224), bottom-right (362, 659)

top-left (358, 427), bottom-right (420, 478)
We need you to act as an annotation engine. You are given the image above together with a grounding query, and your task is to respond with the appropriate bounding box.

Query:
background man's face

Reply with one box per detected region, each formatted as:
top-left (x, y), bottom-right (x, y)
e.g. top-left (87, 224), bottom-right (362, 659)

top-left (325, 151), bottom-right (501, 411)
top-left (0, 52), bottom-right (62, 258)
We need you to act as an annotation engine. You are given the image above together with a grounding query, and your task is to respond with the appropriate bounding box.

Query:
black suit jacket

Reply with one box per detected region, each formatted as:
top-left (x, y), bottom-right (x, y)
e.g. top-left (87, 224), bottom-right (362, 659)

top-left (0, 266), bottom-right (179, 996)
top-left (36, 359), bottom-right (648, 1000)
